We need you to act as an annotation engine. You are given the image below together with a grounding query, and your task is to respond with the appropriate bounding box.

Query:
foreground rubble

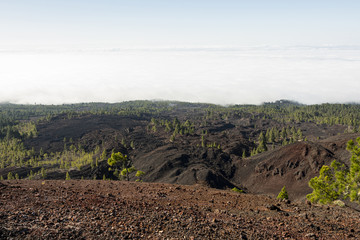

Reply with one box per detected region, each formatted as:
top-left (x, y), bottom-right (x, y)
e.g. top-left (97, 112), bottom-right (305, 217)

top-left (0, 180), bottom-right (359, 239)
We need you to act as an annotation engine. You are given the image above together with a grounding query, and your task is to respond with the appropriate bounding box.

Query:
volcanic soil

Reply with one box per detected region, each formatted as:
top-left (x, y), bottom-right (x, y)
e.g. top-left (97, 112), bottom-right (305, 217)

top-left (0, 112), bottom-right (357, 206)
top-left (1, 180), bottom-right (360, 239)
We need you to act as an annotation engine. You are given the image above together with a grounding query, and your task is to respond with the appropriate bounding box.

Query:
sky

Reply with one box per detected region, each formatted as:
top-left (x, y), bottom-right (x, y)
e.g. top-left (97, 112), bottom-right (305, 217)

top-left (1, 0), bottom-right (360, 105)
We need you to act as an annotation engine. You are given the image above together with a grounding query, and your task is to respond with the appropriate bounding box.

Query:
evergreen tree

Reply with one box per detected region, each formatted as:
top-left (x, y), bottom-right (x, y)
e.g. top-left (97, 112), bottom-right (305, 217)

top-left (201, 135), bottom-right (205, 148)
top-left (135, 170), bottom-right (145, 182)
top-left (306, 164), bottom-right (340, 204)
top-left (101, 149), bottom-right (107, 160)
top-left (277, 186), bottom-right (289, 200)
top-left (273, 127), bottom-right (280, 141)
top-left (281, 127), bottom-right (286, 139)
top-left (297, 128), bottom-right (303, 140)
top-left (152, 125), bottom-right (157, 133)
top-left (345, 138), bottom-right (360, 201)
top-left (257, 132), bottom-right (267, 153)
top-left (291, 126), bottom-right (296, 137)
top-left (108, 152), bottom-right (136, 181)
top-left (120, 166), bottom-right (136, 181)
top-left (29, 170), bottom-right (34, 180)
top-left (170, 134), bottom-right (175, 142)
top-left (265, 129), bottom-right (271, 142)
top-left (41, 167), bottom-right (46, 179)
top-left (307, 138), bottom-right (360, 204)
top-left (7, 172), bottom-right (13, 180)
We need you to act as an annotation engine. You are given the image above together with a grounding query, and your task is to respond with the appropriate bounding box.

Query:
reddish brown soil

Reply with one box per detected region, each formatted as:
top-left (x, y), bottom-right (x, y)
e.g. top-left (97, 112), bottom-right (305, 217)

top-left (1, 180), bottom-right (359, 239)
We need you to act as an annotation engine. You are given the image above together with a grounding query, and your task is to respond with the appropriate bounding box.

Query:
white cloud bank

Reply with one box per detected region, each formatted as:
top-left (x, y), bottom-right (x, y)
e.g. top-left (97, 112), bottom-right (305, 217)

top-left (0, 46), bottom-right (360, 105)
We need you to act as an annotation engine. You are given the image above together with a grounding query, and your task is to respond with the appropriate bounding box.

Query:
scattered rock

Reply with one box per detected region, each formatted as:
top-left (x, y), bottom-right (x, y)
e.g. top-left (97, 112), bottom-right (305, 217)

top-left (305, 232), bottom-right (317, 238)
top-left (0, 180), bottom-right (359, 239)
top-left (267, 204), bottom-right (281, 211)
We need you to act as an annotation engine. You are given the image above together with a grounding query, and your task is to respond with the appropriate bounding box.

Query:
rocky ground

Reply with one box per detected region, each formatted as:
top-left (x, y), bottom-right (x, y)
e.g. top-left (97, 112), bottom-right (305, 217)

top-left (1, 180), bottom-right (360, 239)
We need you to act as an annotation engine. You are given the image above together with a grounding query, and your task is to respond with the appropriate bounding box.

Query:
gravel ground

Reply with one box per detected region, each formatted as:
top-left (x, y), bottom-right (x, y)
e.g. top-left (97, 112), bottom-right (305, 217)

top-left (1, 180), bottom-right (360, 239)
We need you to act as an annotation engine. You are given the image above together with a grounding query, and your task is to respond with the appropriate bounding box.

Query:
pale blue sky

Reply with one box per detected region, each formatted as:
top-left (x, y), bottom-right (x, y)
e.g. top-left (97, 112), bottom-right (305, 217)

top-left (1, 1), bottom-right (360, 104)
top-left (1, 0), bottom-right (360, 47)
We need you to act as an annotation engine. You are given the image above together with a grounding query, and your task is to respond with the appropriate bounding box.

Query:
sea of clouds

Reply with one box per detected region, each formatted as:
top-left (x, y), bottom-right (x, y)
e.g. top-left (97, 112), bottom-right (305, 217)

top-left (1, 46), bottom-right (360, 105)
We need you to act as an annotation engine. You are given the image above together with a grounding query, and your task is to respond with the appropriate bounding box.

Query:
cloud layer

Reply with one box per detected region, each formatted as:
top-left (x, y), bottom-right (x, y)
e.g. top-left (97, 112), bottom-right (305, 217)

top-left (1, 46), bottom-right (360, 105)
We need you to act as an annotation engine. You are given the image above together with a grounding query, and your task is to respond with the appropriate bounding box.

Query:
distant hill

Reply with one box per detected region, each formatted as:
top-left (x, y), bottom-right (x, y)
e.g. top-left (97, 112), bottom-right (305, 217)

top-left (263, 99), bottom-right (305, 106)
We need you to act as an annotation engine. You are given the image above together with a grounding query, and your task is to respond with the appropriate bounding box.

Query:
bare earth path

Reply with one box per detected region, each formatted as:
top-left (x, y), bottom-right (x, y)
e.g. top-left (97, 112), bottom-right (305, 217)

top-left (0, 180), bottom-right (359, 239)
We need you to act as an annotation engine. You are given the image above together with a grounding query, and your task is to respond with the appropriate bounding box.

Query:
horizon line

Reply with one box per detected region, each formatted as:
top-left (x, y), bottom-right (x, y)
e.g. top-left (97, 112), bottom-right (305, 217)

top-left (2, 44), bottom-right (360, 53)
top-left (1, 99), bottom-right (360, 107)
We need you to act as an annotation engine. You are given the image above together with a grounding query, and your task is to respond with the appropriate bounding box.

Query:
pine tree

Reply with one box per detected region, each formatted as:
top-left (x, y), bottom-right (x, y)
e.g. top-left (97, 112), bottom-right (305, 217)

top-left (281, 127), bottom-right (286, 139)
top-left (257, 132), bottom-right (267, 153)
top-left (101, 149), bottom-right (107, 160)
top-left (273, 127), bottom-right (280, 141)
top-left (29, 170), bottom-right (34, 180)
top-left (277, 186), bottom-right (289, 200)
top-left (135, 170), bottom-right (145, 182)
top-left (291, 126), bottom-right (296, 137)
top-left (7, 172), bottom-right (14, 180)
top-left (201, 135), bottom-right (205, 148)
top-left (307, 138), bottom-right (360, 204)
top-left (152, 125), bottom-right (157, 133)
top-left (306, 164), bottom-right (339, 204)
top-left (41, 167), bottom-right (46, 179)
top-left (170, 133), bottom-right (175, 142)
top-left (265, 129), bottom-right (271, 142)
top-left (108, 152), bottom-right (137, 181)
top-left (345, 138), bottom-right (360, 201)
top-left (297, 128), bottom-right (303, 140)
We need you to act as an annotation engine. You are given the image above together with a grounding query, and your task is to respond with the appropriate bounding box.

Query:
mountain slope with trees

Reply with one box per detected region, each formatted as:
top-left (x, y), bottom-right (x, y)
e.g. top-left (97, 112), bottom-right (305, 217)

top-left (1, 100), bottom-right (360, 201)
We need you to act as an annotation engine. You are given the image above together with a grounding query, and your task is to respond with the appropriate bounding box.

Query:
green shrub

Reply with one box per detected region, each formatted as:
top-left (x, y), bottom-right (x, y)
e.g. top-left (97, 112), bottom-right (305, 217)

top-left (277, 186), bottom-right (289, 200)
top-left (231, 187), bottom-right (243, 193)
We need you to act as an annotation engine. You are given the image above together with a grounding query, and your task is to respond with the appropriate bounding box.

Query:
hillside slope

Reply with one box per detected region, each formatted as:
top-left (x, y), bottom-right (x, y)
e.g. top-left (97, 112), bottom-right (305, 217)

top-left (1, 101), bottom-right (359, 202)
